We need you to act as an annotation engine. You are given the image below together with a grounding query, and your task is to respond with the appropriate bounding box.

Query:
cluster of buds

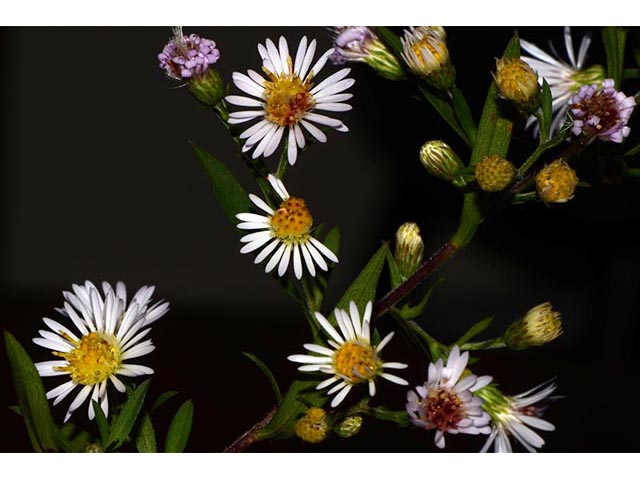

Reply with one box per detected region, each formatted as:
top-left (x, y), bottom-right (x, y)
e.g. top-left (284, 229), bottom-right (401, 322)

top-left (474, 155), bottom-right (516, 192)
top-left (394, 222), bottom-right (424, 280)
top-left (494, 57), bottom-right (541, 113)
top-left (157, 27), bottom-right (224, 107)
top-left (504, 302), bottom-right (563, 350)
top-left (535, 160), bottom-right (579, 204)
top-left (570, 79), bottom-right (636, 143)
top-left (330, 27), bottom-right (404, 81)
top-left (419, 140), bottom-right (466, 187)
top-left (401, 27), bottom-right (455, 90)
top-left (294, 407), bottom-right (329, 444)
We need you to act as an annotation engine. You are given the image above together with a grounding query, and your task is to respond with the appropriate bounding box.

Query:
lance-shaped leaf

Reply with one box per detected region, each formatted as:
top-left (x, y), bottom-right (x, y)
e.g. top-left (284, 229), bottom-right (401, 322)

top-left (242, 352), bottom-right (282, 406)
top-left (151, 391), bottom-right (178, 414)
top-left (395, 278), bottom-right (445, 320)
top-left (374, 26), bottom-right (405, 58)
top-left (93, 400), bottom-right (110, 449)
top-left (418, 85), bottom-right (473, 147)
top-left (165, 400), bottom-right (194, 453)
top-left (385, 249), bottom-right (403, 290)
top-left (107, 379), bottom-right (150, 450)
top-left (4, 331), bottom-right (58, 452)
top-left (56, 423), bottom-right (91, 453)
top-left (539, 80), bottom-right (553, 143)
top-left (136, 413), bottom-right (157, 453)
top-left (602, 27), bottom-right (628, 88)
top-left (455, 317), bottom-right (494, 346)
top-left (192, 144), bottom-right (252, 224)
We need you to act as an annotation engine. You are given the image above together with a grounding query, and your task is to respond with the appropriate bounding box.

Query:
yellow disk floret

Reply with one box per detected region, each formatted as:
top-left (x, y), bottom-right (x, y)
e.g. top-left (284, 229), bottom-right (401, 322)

top-left (54, 332), bottom-right (121, 385)
top-left (263, 69), bottom-right (315, 127)
top-left (535, 160), bottom-right (579, 204)
top-left (475, 155), bottom-right (516, 192)
top-left (333, 342), bottom-right (380, 383)
top-left (295, 407), bottom-right (329, 444)
top-left (270, 197), bottom-right (313, 240)
top-left (495, 58), bottom-right (540, 110)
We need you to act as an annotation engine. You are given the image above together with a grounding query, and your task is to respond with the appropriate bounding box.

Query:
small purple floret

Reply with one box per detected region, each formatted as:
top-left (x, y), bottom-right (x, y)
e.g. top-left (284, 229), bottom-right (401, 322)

top-left (329, 26), bottom-right (375, 65)
top-left (158, 32), bottom-right (220, 80)
top-left (569, 78), bottom-right (636, 143)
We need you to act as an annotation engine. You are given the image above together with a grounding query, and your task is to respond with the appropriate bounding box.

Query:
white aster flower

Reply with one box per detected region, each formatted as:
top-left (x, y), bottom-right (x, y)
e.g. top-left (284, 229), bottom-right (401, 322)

top-left (406, 346), bottom-right (492, 449)
top-left (33, 281), bottom-right (169, 422)
top-left (236, 174), bottom-right (338, 279)
top-left (226, 35), bottom-right (354, 166)
top-left (288, 300), bottom-right (408, 407)
top-left (479, 380), bottom-right (557, 453)
top-left (521, 26), bottom-right (605, 135)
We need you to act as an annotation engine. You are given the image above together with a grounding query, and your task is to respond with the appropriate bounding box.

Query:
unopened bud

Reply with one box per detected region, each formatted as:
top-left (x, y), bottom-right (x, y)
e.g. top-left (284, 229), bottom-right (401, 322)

top-left (84, 443), bottom-right (104, 453)
top-left (395, 222), bottom-right (424, 279)
top-left (336, 415), bottom-right (363, 438)
top-left (401, 27), bottom-right (455, 90)
top-left (495, 58), bottom-right (540, 112)
top-left (475, 155), bottom-right (516, 192)
top-left (535, 160), bottom-right (579, 203)
top-left (187, 68), bottom-right (225, 106)
top-left (420, 140), bottom-right (465, 184)
top-left (504, 302), bottom-right (563, 350)
top-left (295, 407), bottom-right (329, 444)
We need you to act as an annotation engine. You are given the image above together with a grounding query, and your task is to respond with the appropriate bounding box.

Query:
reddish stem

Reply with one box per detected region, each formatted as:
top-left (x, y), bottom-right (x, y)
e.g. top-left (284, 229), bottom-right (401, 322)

top-left (223, 406), bottom-right (277, 453)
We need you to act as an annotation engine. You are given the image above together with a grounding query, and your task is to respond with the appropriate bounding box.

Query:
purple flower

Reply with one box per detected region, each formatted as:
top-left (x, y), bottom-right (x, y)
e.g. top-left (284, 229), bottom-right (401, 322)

top-left (329, 26), bottom-right (376, 64)
top-left (158, 27), bottom-right (220, 80)
top-left (569, 78), bottom-right (636, 143)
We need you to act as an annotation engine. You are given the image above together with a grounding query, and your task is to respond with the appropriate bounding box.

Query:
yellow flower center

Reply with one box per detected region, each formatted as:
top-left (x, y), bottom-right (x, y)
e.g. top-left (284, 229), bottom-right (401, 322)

top-left (333, 342), bottom-right (379, 383)
top-left (270, 197), bottom-right (313, 240)
top-left (54, 332), bottom-right (121, 385)
top-left (263, 68), bottom-right (315, 127)
top-left (412, 37), bottom-right (446, 70)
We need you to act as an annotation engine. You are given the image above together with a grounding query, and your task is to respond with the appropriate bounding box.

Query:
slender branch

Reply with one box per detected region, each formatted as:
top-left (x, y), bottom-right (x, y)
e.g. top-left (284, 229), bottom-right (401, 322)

top-left (460, 337), bottom-right (507, 351)
top-left (223, 406), bottom-right (277, 453)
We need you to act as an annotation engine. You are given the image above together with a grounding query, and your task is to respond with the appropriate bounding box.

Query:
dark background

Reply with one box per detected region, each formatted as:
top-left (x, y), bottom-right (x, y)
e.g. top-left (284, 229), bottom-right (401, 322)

top-left (1, 26), bottom-right (639, 452)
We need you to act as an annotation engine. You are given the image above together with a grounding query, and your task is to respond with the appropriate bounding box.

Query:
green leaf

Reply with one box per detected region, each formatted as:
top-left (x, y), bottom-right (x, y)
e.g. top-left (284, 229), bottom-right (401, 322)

top-left (136, 413), bottom-right (157, 453)
top-left (539, 80), bottom-right (553, 143)
top-left (165, 400), bottom-right (194, 453)
top-left (9, 405), bottom-right (22, 416)
top-left (470, 32), bottom-right (519, 167)
top-left (602, 27), bottom-right (628, 88)
top-left (385, 249), bottom-right (403, 290)
top-left (419, 84), bottom-right (472, 147)
top-left (55, 423), bottom-right (91, 453)
top-left (192, 144), bottom-right (252, 224)
top-left (452, 86), bottom-right (478, 145)
top-left (455, 317), bottom-right (494, 345)
top-left (374, 27), bottom-right (404, 58)
top-left (151, 391), bottom-right (178, 414)
top-left (256, 380), bottom-right (325, 441)
top-left (242, 352), bottom-right (282, 406)
top-left (107, 379), bottom-right (150, 450)
top-left (93, 400), bottom-right (110, 448)
top-left (323, 227), bottom-right (340, 258)
top-left (4, 331), bottom-right (58, 452)
top-left (396, 278), bottom-right (445, 320)
top-left (625, 142), bottom-right (640, 158)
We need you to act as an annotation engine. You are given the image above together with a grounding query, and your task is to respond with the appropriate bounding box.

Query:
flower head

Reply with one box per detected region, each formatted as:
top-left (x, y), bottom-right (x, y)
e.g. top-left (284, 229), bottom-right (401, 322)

top-left (419, 140), bottom-right (465, 184)
top-left (33, 281), bottom-right (169, 422)
top-left (288, 301), bottom-right (408, 408)
top-left (535, 159), bottom-right (579, 203)
top-left (336, 415), bottom-right (363, 438)
top-left (478, 381), bottom-right (557, 453)
top-left (475, 155), bottom-right (516, 192)
top-left (394, 222), bottom-right (424, 279)
top-left (521, 27), bottom-right (605, 135)
top-left (569, 79), bottom-right (636, 143)
top-left (295, 407), bottom-right (329, 443)
top-left (227, 36), bottom-right (354, 166)
top-left (504, 302), bottom-right (563, 350)
top-left (401, 27), bottom-right (454, 90)
top-left (406, 346), bottom-right (492, 449)
top-left (236, 174), bottom-right (338, 279)
top-left (494, 58), bottom-right (540, 112)
top-left (158, 27), bottom-right (220, 80)
top-left (329, 27), bottom-right (404, 80)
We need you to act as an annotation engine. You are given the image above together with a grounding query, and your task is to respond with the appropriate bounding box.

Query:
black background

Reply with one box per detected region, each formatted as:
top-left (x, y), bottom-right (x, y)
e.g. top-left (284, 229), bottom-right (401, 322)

top-left (1, 26), bottom-right (640, 452)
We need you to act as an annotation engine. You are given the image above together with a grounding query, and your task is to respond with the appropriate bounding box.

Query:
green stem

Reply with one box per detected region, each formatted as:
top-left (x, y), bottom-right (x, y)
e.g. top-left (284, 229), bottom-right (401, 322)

top-left (627, 168), bottom-right (640, 178)
top-left (511, 191), bottom-right (538, 205)
top-left (450, 191), bottom-right (484, 249)
top-left (276, 144), bottom-right (290, 179)
top-left (460, 337), bottom-right (506, 351)
top-left (518, 131), bottom-right (568, 176)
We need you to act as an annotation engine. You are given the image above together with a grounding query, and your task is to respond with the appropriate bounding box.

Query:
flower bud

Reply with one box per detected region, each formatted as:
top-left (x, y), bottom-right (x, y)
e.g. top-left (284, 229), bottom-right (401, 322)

top-left (84, 443), bottom-right (104, 453)
top-left (504, 302), bottom-right (563, 350)
top-left (495, 58), bottom-right (540, 112)
top-left (335, 415), bottom-right (363, 438)
top-left (420, 140), bottom-right (465, 184)
top-left (158, 28), bottom-right (225, 107)
top-left (535, 160), bottom-right (579, 204)
top-left (401, 27), bottom-right (455, 90)
top-left (294, 407), bottom-right (329, 444)
top-left (394, 222), bottom-right (424, 279)
top-left (474, 155), bottom-right (516, 192)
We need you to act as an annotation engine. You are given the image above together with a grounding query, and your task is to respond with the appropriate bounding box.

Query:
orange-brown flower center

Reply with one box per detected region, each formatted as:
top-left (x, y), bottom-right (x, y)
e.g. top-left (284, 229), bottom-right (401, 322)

top-left (422, 387), bottom-right (464, 431)
top-left (263, 71), bottom-right (315, 127)
top-left (270, 197), bottom-right (313, 239)
top-left (333, 342), bottom-right (379, 383)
